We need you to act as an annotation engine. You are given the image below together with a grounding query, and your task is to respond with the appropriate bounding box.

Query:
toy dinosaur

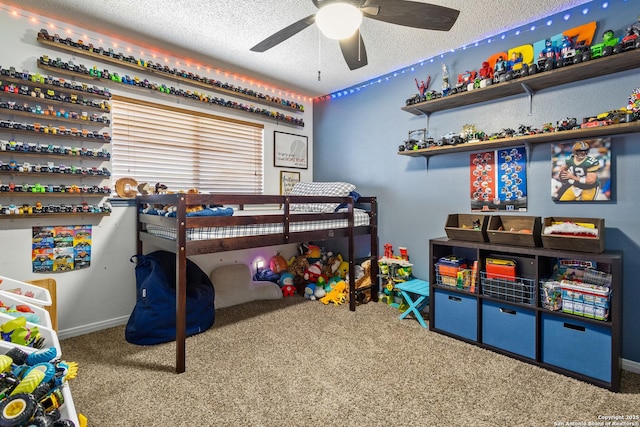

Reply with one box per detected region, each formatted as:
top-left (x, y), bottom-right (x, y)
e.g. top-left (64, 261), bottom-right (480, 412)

top-left (319, 280), bottom-right (347, 306)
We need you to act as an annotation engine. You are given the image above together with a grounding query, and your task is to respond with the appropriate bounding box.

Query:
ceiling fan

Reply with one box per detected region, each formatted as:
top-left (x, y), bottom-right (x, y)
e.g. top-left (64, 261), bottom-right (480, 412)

top-left (250, 0), bottom-right (460, 70)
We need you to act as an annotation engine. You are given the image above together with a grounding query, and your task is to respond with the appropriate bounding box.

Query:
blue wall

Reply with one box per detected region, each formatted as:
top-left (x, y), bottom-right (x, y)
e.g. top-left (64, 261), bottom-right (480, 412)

top-left (313, 1), bottom-right (640, 363)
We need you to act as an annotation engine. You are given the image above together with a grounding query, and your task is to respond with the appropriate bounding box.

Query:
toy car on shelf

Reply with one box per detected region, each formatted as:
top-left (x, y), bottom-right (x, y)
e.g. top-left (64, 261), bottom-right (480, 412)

top-left (460, 124), bottom-right (486, 142)
top-left (595, 109), bottom-right (629, 124)
top-left (616, 24), bottom-right (640, 53)
top-left (398, 128), bottom-right (433, 151)
top-left (438, 131), bottom-right (464, 146)
top-left (515, 124), bottom-right (540, 136)
top-left (456, 70), bottom-right (477, 93)
top-left (488, 128), bottom-right (516, 140)
top-left (493, 57), bottom-right (513, 83)
top-left (556, 117), bottom-right (579, 131)
top-left (587, 29), bottom-right (619, 60)
top-left (537, 39), bottom-right (560, 71)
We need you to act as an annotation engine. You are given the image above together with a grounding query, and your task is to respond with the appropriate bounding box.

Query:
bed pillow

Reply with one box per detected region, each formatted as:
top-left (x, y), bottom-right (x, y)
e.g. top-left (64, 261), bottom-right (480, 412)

top-left (289, 181), bottom-right (356, 213)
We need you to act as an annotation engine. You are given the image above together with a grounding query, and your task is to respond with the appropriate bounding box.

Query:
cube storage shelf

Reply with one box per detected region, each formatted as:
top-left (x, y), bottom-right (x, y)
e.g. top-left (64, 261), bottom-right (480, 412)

top-left (429, 237), bottom-right (622, 391)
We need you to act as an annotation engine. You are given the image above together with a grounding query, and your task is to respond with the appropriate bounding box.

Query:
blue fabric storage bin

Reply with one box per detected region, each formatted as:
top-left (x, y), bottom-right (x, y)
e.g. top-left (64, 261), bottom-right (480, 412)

top-left (482, 300), bottom-right (535, 359)
top-left (434, 288), bottom-right (477, 341)
top-left (541, 313), bottom-right (611, 382)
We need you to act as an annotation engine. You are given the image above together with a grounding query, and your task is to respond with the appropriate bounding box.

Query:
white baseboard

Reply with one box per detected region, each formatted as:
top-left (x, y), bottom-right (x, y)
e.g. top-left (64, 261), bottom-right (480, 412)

top-left (622, 358), bottom-right (640, 374)
top-left (58, 316), bottom-right (129, 340)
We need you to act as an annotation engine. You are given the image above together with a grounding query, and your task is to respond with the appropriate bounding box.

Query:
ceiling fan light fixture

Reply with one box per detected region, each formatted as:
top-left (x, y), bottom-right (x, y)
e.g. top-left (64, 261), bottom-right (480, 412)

top-left (315, 3), bottom-right (363, 40)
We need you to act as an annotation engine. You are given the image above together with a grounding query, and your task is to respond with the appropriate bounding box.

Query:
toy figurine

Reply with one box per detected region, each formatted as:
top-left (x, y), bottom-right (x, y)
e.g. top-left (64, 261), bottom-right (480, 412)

top-left (588, 29), bottom-right (618, 59)
top-left (538, 39), bottom-right (559, 71)
top-left (493, 56), bottom-right (512, 83)
top-left (441, 63), bottom-right (451, 96)
top-left (414, 75), bottom-right (431, 98)
top-left (558, 35), bottom-right (574, 64)
top-left (384, 243), bottom-right (393, 259)
top-left (478, 61), bottom-right (493, 88)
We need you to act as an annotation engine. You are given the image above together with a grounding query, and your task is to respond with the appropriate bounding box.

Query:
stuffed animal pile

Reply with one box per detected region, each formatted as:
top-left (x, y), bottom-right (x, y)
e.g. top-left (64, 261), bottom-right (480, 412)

top-left (264, 243), bottom-right (363, 307)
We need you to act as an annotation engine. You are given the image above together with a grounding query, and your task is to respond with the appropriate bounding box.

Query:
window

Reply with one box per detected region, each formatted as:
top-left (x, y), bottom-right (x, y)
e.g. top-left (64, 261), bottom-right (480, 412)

top-left (111, 96), bottom-right (264, 194)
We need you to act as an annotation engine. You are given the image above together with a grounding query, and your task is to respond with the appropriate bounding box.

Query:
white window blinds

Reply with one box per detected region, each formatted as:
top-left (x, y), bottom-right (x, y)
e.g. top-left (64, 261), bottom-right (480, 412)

top-left (111, 96), bottom-right (264, 194)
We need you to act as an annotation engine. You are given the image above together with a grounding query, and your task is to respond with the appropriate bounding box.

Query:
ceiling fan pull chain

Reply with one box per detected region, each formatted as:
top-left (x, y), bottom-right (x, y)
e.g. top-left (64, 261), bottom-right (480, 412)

top-left (318, 31), bottom-right (322, 81)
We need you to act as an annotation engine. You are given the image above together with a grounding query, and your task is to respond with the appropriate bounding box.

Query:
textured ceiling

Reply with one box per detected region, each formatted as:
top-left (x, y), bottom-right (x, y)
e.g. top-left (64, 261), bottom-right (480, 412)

top-left (2, 0), bottom-right (593, 98)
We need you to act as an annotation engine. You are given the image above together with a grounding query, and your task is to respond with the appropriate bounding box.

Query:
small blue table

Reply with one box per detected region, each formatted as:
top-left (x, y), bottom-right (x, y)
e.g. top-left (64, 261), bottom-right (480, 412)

top-left (395, 279), bottom-right (430, 328)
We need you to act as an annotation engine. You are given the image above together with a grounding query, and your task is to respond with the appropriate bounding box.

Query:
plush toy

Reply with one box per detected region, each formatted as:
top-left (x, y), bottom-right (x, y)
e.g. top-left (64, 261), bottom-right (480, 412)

top-left (270, 252), bottom-right (288, 274)
top-left (324, 254), bottom-right (340, 277)
top-left (141, 203), bottom-right (157, 214)
top-left (287, 255), bottom-right (310, 294)
top-left (299, 243), bottom-right (322, 262)
top-left (287, 256), bottom-right (309, 278)
top-left (279, 272), bottom-right (294, 288)
top-left (137, 182), bottom-right (151, 195)
top-left (163, 205), bottom-right (177, 217)
top-left (279, 272), bottom-right (297, 297)
top-left (314, 284), bottom-right (326, 299)
top-left (355, 259), bottom-right (372, 289)
top-left (319, 280), bottom-right (347, 306)
top-left (353, 259), bottom-right (373, 304)
top-left (154, 183), bottom-right (169, 194)
top-left (304, 283), bottom-right (317, 300)
top-left (326, 276), bottom-right (342, 293)
top-left (336, 254), bottom-right (349, 278)
top-left (304, 262), bottom-right (325, 283)
top-left (185, 188), bottom-right (204, 213)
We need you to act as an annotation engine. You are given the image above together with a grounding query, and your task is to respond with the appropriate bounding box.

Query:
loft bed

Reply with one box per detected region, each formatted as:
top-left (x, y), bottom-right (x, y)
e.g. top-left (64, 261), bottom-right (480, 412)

top-left (135, 188), bottom-right (378, 373)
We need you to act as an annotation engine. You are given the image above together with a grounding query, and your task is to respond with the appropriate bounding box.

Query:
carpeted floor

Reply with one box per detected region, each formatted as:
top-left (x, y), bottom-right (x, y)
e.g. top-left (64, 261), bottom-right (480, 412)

top-left (60, 297), bottom-right (640, 427)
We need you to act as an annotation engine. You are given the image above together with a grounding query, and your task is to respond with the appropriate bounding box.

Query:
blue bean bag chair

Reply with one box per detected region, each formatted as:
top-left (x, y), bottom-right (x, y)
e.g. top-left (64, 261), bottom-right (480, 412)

top-left (126, 250), bottom-right (215, 345)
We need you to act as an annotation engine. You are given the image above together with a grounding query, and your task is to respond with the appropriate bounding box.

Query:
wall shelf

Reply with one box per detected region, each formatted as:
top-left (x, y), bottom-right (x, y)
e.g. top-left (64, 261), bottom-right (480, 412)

top-left (0, 192), bottom-right (107, 198)
top-left (402, 49), bottom-right (640, 116)
top-left (1, 74), bottom-right (111, 100)
top-left (0, 126), bottom-right (110, 142)
top-left (37, 35), bottom-right (305, 114)
top-left (0, 151), bottom-right (109, 161)
top-left (0, 108), bottom-right (109, 126)
top-left (398, 120), bottom-right (640, 158)
top-left (37, 61), bottom-right (305, 128)
top-left (0, 212), bottom-right (109, 219)
top-left (0, 171), bottom-right (108, 179)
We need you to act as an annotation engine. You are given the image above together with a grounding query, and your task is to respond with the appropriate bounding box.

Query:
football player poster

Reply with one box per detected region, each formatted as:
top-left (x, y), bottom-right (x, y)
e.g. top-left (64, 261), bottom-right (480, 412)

top-left (551, 138), bottom-right (611, 202)
top-left (470, 147), bottom-right (528, 212)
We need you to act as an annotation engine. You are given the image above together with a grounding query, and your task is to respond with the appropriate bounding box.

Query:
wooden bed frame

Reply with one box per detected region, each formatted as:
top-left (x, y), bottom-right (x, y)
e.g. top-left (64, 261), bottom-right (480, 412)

top-left (136, 193), bottom-right (378, 373)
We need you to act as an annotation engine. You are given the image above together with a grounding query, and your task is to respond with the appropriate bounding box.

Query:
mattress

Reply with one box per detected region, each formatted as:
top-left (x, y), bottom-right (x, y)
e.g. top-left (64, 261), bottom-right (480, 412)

top-left (144, 208), bottom-right (371, 241)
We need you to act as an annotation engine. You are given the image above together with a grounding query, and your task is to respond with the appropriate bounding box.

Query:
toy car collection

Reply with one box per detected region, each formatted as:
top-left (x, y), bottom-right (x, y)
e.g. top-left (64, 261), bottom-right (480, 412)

top-left (404, 18), bottom-right (640, 107)
top-left (36, 29), bottom-right (305, 126)
top-left (399, 100), bottom-right (639, 152)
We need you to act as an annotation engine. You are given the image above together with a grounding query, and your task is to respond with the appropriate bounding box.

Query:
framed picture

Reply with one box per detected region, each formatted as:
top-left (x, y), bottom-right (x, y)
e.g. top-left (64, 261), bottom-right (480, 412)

top-left (280, 171), bottom-right (300, 195)
top-left (274, 131), bottom-right (308, 169)
top-left (470, 147), bottom-right (527, 212)
top-left (551, 138), bottom-right (611, 202)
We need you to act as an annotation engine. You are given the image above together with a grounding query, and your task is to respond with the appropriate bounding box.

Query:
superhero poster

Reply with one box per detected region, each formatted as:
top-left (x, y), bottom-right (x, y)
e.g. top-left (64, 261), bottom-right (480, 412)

top-left (551, 138), bottom-right (611, 202)
top-left (32, 225), bottom-right (92, 273)
top-left (470, 147), bottom-right (528, 212)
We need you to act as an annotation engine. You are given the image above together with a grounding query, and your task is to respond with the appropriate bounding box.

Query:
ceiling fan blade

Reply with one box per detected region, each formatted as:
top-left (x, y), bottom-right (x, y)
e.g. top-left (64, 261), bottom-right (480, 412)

top-left (250, 14), bottom-right (316, 52)
top-left (362, 0), bottom-right (459, 31)
top-left (339, 29), bottom-right (368, 70)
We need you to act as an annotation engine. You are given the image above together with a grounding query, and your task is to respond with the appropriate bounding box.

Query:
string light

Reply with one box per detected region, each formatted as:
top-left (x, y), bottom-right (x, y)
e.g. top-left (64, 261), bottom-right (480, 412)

top-left (0, 4), bottom-right (311, 103)
top-left (315, 0), bottom-right (627, 102)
